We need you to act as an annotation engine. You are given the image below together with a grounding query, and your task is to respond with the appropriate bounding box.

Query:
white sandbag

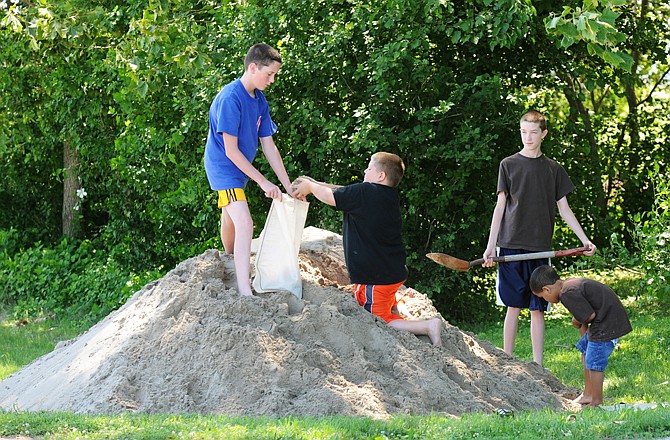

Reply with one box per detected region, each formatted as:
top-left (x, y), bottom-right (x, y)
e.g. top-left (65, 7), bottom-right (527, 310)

top-left (252, 194), bottom-right (309, 298)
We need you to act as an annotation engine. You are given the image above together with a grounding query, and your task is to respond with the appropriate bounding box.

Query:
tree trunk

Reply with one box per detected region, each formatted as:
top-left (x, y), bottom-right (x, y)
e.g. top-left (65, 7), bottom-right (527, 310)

top-left (62, 140), bottom-right (81, 238)
top-left (561, 75), bottom-right (608, 244)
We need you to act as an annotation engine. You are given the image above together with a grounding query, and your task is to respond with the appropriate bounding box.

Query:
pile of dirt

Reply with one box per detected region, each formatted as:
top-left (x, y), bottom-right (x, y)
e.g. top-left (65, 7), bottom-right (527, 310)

top-left (0, 227), bottom-right (579, 417)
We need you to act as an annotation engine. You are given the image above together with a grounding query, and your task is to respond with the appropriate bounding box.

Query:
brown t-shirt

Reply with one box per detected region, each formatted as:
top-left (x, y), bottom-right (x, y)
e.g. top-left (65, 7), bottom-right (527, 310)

top-left (560, 278), bottom-right (633, 342)
top-left (497, 153), bottom-right (575, 251)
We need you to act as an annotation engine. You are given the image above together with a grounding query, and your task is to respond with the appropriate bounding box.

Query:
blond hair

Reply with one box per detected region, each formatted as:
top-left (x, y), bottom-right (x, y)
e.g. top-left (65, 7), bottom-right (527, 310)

top-left (520, 110), bottom-right (547, 131)
top-left (372, 152), bottom-right (405, 187)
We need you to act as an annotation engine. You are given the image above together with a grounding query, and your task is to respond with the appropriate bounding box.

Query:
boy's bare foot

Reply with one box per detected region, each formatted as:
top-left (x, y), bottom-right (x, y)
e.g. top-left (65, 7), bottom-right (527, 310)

top-left (572, 393), bottom-right (592, 405)
top-left (238, 285), bottom-right (254, 297)
top-left (427, 317), bottom-right (442, 347)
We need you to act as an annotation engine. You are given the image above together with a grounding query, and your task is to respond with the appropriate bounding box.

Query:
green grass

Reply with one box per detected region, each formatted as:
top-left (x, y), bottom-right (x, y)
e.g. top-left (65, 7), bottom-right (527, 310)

top-left (465, 267), bottom-right (670, 406)
top-left (0, 315), bottom-right (83, 380)
top-left (467, 309), bottom-right (670, 405)
top-left (0, 267), bottom-right (669, 439)
top-left (0, 408), bottom-right (669, 439)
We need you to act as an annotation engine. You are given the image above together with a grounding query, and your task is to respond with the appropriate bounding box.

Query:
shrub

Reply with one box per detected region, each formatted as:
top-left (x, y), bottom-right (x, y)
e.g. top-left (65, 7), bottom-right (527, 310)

top-left (0, 234), bottom-right (161, 323)
top-left (630, 168), bottom-right (670, 304)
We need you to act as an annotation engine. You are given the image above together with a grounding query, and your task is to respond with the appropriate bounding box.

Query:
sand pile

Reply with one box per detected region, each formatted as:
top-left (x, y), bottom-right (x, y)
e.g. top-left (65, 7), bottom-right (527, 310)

top-left (0, 227), bottom-right (579, 417)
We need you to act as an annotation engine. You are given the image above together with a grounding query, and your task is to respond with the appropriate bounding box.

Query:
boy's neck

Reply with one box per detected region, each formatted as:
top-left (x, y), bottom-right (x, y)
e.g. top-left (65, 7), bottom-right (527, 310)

top-left (519, 147), bottom-right (543, 158)
top-left (239, 74), bottom-right (256, 98)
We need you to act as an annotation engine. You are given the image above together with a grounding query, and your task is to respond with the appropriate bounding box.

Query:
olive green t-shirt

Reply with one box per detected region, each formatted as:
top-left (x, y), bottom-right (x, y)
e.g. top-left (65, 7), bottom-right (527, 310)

top-left (497, 153), bottom-right (575, 251)
top-left (560, 278), bottom-right (633, 342)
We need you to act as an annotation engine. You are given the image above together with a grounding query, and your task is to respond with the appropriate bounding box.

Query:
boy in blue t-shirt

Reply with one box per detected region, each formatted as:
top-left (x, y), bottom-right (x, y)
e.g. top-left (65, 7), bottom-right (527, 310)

top-left (204, 43), bottom-right (298, 297)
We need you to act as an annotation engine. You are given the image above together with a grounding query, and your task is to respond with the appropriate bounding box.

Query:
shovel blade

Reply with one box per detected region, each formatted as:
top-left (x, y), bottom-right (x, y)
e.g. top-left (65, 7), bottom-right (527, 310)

top-left (426, 253), bottom-right (471, 272)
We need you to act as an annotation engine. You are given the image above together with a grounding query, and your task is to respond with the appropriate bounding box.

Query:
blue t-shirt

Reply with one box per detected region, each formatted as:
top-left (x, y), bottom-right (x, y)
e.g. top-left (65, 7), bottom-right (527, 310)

top-left (204, 78), bottom-right (278, 190)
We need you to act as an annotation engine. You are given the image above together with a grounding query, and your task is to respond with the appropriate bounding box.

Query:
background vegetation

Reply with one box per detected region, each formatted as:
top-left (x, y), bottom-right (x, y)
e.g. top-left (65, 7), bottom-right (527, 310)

top-left (1, 0), bottom-right (669, 325)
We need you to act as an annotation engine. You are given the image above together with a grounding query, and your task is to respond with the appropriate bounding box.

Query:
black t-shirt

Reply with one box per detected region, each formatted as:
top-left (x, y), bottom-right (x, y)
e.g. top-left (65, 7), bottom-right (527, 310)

top-left (560, 278), bottom-right (633, 342)
top-left (497, 153), bottom-right (575, 251)
top-left (333, 182), bottom-right (408, 285)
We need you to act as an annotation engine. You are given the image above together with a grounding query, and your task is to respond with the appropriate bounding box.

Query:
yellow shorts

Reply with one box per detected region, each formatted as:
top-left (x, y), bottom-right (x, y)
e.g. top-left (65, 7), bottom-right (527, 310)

top-left (217, 188), bottom-right (247, 208)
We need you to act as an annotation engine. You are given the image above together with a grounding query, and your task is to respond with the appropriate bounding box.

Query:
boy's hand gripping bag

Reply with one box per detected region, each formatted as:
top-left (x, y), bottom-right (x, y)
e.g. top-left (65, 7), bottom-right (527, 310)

top-left (252, 194), bottom-right (309, 298)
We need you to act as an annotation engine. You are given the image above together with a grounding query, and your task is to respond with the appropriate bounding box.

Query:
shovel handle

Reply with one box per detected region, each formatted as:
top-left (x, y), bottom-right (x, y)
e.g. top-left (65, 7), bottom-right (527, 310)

top-left (469, 247), bottom-right (590, 268)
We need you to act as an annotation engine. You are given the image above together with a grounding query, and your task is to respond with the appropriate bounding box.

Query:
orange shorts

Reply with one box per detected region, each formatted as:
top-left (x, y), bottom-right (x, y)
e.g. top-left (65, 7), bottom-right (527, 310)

top-left (353, 281), bottom-right (405, 323)
top-left (217, 188), bottom-right (246, 208)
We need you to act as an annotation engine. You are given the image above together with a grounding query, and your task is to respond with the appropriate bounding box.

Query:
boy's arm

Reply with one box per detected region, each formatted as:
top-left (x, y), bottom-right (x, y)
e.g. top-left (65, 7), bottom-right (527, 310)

top-left (295, 175), bottom-right (342, 190)
top-left (259, 136), bottom-right (296, 197)
top-left (292, 177), bottom-right (336, 206)
top-left (572, 313), bottom-right (596, 327)
top-left (223, 133), bottom-right (282, 200)
top-left (482, 191), bottom-right (507, 267)
top-left (556, 197), bottom-right (597, 255)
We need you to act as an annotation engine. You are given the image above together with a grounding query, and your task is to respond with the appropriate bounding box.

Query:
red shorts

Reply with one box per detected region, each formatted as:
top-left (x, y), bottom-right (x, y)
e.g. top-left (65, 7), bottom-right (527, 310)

top-left (353, 281), bottom-right (405, 323)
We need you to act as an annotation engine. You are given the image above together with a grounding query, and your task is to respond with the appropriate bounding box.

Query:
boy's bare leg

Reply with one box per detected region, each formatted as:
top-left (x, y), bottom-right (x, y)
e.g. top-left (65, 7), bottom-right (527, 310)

top-left (574, 354), bottom-right (593, 405)
top-left (503, 307), bottom-right (521, 356)
top-left (224, 201), bottom-right (254, 297)
top-left (220, 208), bottom-right (235, 254)
top-left (586, 370), bottom-right (604, 407)
top-left (388, 317), bottom-right (442, 346)
top-left (530, 310), bottom-right (545, 367)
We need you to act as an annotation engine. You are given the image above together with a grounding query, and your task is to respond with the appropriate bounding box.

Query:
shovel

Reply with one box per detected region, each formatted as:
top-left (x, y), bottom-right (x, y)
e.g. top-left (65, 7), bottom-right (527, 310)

top-left (426, 247), bottom-right (590, 272)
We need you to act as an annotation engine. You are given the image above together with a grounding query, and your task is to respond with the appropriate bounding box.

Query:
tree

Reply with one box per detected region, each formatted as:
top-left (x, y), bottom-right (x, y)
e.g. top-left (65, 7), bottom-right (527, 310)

top-left (541, 0), bottom-right (670, 246)
top-left (1, 0), bottom-right (668, 323)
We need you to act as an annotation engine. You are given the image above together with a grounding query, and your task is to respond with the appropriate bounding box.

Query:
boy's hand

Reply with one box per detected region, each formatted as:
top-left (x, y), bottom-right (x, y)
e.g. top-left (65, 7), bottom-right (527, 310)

top-left (482, 247), bottom-right (496, 267)
top-left (291, 177), bottom-right (313, 199)
top-left (260, 180), bottom-right (282, 200)
top-left (583, 242), bottom-right (597, 256)
top-left (571, 317), bottom-right (582, 328)
top-left (286, 185), bottom-right (307, 202)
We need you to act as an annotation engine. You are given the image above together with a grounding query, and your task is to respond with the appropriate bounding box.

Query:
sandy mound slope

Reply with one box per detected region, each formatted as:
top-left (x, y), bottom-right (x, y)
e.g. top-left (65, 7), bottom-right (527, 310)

top-left (0, 227), bottom-right (579, 417)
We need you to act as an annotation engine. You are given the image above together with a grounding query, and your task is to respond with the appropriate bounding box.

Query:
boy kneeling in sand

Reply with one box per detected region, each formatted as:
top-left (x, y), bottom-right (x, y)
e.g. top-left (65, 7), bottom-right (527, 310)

top-left (292, 152), bottom-right (442, 346)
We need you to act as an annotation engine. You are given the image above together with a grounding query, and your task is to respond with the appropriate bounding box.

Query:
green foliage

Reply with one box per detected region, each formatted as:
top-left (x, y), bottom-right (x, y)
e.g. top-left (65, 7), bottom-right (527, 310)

top-left (544, 0), bottom-right (633, 71)
top-left (567, 168), bottom-right (670, 308)
top-left (0, 232), bottom-right (161, 323)
top-left (629, 168), bottom-right (670, 304)
top-left (1, 0), bottom-right (669, 323)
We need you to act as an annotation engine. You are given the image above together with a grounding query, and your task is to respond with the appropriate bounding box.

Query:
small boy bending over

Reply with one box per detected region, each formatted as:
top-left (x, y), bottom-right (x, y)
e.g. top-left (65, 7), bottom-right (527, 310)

top-left (530, 265), bottom-right (632, 407)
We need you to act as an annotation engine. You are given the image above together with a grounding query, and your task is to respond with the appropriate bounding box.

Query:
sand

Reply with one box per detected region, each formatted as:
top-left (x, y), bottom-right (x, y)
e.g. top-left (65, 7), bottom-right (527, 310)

top-left (0, 227), bottom-right (580, 417)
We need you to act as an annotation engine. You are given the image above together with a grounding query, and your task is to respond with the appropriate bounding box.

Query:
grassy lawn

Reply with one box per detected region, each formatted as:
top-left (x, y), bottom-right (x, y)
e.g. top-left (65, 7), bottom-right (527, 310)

top-left (0, 267), bottom-right (669, 439)
top-left (0, 316), bottom-right (82, 381)
top-left (467, 308), bottom-right (670, 406)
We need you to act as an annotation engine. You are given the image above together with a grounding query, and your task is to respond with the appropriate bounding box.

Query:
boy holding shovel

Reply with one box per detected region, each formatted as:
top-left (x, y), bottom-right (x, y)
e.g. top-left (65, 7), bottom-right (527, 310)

top-left (482, 110), bottom-right (596, 367)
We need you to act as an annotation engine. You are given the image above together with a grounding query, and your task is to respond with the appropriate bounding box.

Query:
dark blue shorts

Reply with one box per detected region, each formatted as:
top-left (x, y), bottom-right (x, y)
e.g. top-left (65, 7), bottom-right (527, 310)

top-left (497, 248), bottom-right (549, 311)
top-left (576, 333), bottom-right (618, 372)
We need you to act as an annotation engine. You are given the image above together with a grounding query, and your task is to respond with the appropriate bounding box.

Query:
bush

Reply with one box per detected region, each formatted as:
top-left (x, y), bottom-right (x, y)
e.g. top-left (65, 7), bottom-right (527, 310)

top-left (630, 168), bottom-right (670, 304)
top-left (0, 234), bottom-right (162, 324)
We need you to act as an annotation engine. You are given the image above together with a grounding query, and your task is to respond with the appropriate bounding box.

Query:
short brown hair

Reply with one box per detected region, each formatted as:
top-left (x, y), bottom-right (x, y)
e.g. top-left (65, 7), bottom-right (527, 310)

top-left (520, 110), bottom-right (547, 131)
top-left (529, 265), bottom-right (560, 294)
top-left (244, 44), bottom-right (282, 70)
top-left (372, 152), bottom-right (405, 187)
